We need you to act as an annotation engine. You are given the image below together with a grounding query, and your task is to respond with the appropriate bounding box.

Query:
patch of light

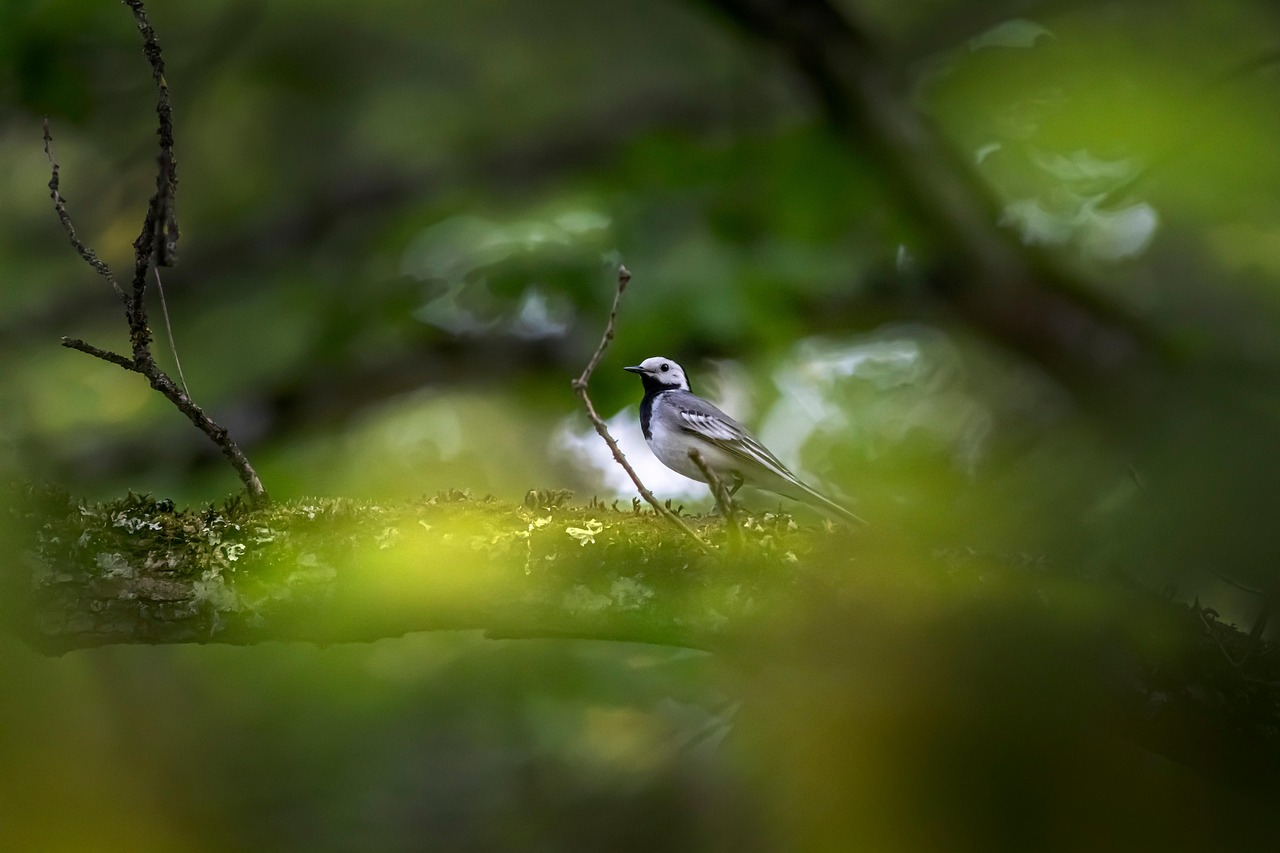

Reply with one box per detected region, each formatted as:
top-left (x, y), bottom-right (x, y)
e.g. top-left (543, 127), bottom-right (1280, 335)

top-left (791, 336), bottom-right (925, 388)
top-left (895, 243), bottom-right (918, 273)
top-left (698, 359), bottom-right (755, 423)
top-left (1001, 198), bottom-right (1076, 246)
top-left (510, 286), bottom-right (573, 340)
top-left (553, 407), bottom-right (707, 501)
top-left (380, 393), bottom-right (463, 460)
top-left (1034, 149), bottom-right (1137, 184)
top-left (974, 142), bottom-right (1002, 165)
top-left (1079, 200), bottom-right (1159, 260)
top-left (400, 215), bottom-right (513, 284)
top-left (968, 19), bottom-right (1054, 51)
top-left (999, 149), bottom-right (1159, 262)
top-left (400, 209), bottom-right (606, 337)
top-left (557, 329), bottom-right (1044, 503)
top-left (1001, 197), bottom-right (1158, 261)
top-left (760, 331), bottom-right (998, 478)
top-left (412, 280), bottom-right (501, 335)
top-left (555, 209), bottom-right (612, 235)
top-left (401, 210), bottom-right (612, 285)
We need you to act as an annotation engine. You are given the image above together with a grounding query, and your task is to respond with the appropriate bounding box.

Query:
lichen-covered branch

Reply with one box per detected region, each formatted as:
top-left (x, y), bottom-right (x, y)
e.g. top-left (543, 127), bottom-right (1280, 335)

top-left (61, 336), bottom-right (139, 372)
top-left (4, 487), bottom-right (1278, 793)
top-left (6, 491), bottom-right (805, 655)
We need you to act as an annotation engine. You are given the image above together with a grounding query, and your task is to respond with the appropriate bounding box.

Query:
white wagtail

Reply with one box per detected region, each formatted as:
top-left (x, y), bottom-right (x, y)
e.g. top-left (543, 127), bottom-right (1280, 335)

top-left (624, 356), bottom-right (865, 524)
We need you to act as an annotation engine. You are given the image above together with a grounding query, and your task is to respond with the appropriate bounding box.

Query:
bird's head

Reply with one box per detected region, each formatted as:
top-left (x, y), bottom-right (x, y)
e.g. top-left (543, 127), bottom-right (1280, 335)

top-left (624, 356), bottom-right (690, 393)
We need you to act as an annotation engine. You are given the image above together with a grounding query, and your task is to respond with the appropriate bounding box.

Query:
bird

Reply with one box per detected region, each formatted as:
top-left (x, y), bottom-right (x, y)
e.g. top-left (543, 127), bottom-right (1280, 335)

top-left (623, 356), bottom-right (865, 525)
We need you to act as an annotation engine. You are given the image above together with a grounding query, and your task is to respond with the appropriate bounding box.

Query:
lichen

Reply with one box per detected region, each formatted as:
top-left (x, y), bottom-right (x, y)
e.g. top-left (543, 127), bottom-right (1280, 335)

top-left (609, 576), bottom-right (655, 611)
top-left (563, 584), bottom-right (613, 614)
top-left (95, 552), bottom-right (134, 578)
top-left (565, 520), bottom-right (604, 546)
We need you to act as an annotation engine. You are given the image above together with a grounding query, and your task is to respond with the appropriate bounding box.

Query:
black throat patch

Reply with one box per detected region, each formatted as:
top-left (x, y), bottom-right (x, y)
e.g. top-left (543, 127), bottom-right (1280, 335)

top-left (635, 374), bottom-right (688, 442)
top-left (638, 390), bottom-right (662, 441)
top-left (633, 370), bottom-right (689, 442)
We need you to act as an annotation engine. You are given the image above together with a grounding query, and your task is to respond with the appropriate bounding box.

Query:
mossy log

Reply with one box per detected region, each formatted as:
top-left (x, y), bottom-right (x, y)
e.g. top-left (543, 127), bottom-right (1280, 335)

top-left (5, 489), bottom-right (813, 655)
top-left (5, 486), bottom-right (1279, 796)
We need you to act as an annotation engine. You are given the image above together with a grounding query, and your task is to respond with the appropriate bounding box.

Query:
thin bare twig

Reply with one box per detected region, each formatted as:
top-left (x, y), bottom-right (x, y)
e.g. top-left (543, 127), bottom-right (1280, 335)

top-left (42, 120), bottom-right (126, 304)
top-left (688, 448), bottom-right (742, 548)
top-left (572, 266), bottom-right (711, 552)
top-left (61, 337), bottom-right (139, 372)
top-left (574, 265), bottom-right (630, 385)
top-left (45, 0), bottom-right (266, 506)
top-left (126, 0), bottom-right (179, 278)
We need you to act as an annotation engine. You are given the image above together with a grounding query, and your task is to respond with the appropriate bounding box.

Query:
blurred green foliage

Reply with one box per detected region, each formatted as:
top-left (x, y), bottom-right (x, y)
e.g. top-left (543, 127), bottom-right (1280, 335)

top-left (3, 0), bottom-right (1280, 848)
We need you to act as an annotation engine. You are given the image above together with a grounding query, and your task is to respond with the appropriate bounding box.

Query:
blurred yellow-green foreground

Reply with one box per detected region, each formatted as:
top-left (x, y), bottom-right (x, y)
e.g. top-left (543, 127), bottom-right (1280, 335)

top-left (2, 0), bottom-right (1279, 849)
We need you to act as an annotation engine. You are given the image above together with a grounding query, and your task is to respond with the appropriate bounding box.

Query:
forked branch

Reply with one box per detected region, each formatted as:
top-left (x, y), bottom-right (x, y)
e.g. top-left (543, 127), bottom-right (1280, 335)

top-left (43, 0), bottom-right (267, 506)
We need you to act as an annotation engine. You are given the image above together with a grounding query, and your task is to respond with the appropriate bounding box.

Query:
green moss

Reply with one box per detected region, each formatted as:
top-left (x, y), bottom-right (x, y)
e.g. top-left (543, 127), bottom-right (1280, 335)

top-left (17, 488), bottom-right (823, 590)
top-left (7, 485), bottom-right (837, 650)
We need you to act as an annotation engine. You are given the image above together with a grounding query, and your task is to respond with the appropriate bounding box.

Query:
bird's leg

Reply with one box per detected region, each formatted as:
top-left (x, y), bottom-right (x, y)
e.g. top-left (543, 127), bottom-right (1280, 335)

top-left (709, 490), bottom-right (738, 519)
top-left (727, 472), bottom-right (744, 497)
top-left (712, 472), bottom-right (744, 519)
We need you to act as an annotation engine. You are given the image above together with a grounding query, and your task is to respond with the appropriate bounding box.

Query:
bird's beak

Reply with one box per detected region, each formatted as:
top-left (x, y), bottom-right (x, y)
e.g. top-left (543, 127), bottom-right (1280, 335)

top-left (622, 365), bottom-right (645, 375)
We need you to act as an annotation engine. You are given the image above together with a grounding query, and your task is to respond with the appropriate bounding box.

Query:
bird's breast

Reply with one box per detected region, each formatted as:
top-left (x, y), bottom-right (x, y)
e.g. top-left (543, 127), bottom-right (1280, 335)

top-left (647, 416), bottom-right (747, 484)
top-left (646, 425), bottom-right (704, 481)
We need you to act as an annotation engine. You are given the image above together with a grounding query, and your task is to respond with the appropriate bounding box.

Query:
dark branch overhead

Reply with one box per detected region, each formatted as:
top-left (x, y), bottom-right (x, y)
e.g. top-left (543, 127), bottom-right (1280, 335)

top-left (701, 0), bottom-right (1168, 387)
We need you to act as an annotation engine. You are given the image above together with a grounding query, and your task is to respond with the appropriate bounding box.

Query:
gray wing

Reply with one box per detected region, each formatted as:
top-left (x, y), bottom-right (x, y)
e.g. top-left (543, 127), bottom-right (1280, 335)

top-left (661, 391), bottom-right (867, 525)
top-left (661, 390), bottom-right (806, 486)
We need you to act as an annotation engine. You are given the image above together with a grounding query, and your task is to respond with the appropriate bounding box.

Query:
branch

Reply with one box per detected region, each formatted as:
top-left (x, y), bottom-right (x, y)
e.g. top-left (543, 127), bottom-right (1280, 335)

top-left (42, 120), bottom-right (126, 304)
top-left (44, 0), bottom-right (266, 506)
top-left (8, 494), bottom-right (790, 654)
top-left (688, 447), bottom-right (743, 548)
top-left (126, 0), bottom-right (180, 280)
top-left (573, 266), bottom-right (712, 552)
top-left (61, 337), bottom-right (140, 372)
top-left (7, 491), bottom-right (1279, 796)
top-left (700, 0), bottom-right (1167, 385)
top-left (6, 90), bottom-right (745, 350)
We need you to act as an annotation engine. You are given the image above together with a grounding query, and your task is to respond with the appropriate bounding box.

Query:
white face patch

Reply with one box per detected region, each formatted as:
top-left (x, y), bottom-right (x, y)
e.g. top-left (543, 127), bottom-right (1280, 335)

top-left (637, 356), bottom-right (689, 390)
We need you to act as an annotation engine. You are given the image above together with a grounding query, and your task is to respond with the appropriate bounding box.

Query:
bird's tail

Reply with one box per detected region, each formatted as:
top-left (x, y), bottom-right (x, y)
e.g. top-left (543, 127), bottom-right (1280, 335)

top-left (794, 481), bottom-right (868, 527)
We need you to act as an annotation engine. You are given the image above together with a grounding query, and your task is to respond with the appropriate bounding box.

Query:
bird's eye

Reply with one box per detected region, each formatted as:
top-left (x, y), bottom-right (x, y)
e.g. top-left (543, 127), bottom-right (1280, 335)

top-left (660, 363), bottom-right (670, 372)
